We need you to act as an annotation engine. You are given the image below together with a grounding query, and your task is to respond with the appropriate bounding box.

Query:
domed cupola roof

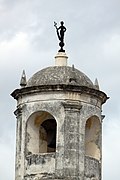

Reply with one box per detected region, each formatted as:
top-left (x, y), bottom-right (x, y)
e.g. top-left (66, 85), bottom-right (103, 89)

top-left (27, 66), bottom-right (94, 89)
top-left (11, 52), bottom-right (108, 104)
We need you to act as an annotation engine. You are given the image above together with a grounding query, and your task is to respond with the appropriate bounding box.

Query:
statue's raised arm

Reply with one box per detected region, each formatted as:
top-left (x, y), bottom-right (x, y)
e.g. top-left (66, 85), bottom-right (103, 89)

top-left (54, 21), bottom-right (67, 52)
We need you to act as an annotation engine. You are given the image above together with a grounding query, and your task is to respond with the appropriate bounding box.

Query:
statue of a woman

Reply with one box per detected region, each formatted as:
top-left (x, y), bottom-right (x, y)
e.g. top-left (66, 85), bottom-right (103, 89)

top-left (54, 21), bottom-right (67, 52)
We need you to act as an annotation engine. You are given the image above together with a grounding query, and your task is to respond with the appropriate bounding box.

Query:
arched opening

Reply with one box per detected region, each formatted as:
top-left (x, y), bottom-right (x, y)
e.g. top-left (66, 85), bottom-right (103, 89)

top-left (85, 116), bottom-right (101, 160)
top-left (39, 118), bottom-right (56, 153)
top-left (26, 111), bottom-right (57, 155)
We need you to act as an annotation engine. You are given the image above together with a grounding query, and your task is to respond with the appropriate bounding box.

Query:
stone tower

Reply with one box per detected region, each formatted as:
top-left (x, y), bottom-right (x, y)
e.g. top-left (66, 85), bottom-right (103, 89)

top-left (11, 50), bottom-right (108, 179)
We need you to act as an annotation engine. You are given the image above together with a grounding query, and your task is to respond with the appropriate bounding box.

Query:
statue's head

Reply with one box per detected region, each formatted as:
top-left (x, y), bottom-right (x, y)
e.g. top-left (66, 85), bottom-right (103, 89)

top-left (60, 21), bottom-right (64, 25)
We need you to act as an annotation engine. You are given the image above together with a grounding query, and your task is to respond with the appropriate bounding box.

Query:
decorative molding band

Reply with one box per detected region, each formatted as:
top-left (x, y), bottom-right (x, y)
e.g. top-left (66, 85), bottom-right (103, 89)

top-left (14, 106), bottom-right (22, 117)
top-left (62, 100), bottom-right (82, 111)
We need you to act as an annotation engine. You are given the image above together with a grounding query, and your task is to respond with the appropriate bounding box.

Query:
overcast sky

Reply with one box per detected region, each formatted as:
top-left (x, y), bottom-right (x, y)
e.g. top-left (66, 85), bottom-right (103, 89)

top-left (0, 0), bottom-right (120, 179)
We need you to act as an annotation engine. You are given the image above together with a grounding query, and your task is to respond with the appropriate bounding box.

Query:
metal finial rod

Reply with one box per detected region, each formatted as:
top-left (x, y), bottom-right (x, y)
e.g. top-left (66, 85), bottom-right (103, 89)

top-left (54, 21), bottom-right (67, 52)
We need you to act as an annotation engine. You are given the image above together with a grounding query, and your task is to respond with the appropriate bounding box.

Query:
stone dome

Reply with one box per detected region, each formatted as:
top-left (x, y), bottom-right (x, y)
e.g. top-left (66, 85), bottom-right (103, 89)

top-left (27, 66), bottom-right (95, 89)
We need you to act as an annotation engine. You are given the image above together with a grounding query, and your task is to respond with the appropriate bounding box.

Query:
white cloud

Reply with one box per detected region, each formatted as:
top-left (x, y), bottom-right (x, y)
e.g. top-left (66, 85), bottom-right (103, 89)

top-left (103, 118), bottom-right (120, 179)
top-left (0, 32), bottom-right (28, 51)
top-left (0, 32), bottom-right (29, 68)
top-left (103, 33), bottom-right (120, 59)
top-left (0, 130), bottom-right (15, 180)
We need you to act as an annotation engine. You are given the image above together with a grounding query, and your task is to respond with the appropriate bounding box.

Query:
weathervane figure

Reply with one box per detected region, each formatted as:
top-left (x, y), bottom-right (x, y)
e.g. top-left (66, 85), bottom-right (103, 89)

top-left (54, 21), bottom-right (67, 52)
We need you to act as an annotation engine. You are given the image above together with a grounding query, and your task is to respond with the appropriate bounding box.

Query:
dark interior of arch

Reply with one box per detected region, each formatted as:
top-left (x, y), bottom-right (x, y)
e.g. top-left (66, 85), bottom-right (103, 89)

top-left (41, 118), bottom-right (56, 152)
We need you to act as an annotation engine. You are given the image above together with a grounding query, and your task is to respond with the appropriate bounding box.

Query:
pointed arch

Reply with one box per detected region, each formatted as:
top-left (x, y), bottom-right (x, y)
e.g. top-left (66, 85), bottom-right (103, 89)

top-left (85, 115), bottom-right (101, 160)
top-left (26, 111), bottom-right (57, 155)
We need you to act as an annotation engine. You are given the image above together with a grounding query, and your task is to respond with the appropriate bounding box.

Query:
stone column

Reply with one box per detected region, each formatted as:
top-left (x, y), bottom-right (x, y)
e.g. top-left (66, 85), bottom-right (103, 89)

top-left (63, 100), bottom-right (81, 179)
top-left (14, 106), bottom-right (22, 180)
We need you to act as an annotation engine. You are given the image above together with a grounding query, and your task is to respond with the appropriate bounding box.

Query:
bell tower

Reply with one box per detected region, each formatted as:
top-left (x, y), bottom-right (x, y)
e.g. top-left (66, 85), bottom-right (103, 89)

top-left (11, 23), bottom-right (108, 180)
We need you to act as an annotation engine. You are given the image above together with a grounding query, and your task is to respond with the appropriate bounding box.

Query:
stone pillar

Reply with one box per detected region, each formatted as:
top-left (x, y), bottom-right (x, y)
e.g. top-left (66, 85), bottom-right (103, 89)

top-left (63, 100), bottom-right (81, 179)
top-left (14, 106), bottom-right (22, 180)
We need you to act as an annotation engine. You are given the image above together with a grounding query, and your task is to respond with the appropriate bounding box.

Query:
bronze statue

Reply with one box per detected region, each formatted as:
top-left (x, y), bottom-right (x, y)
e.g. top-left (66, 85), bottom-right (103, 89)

top-left (54, 21), bottom-right (66, 52)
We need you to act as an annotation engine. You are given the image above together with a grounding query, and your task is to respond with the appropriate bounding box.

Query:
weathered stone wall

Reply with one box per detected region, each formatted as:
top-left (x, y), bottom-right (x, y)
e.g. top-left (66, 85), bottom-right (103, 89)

top-left (84, 156), bottom-right (101, 180)
top-left (25, 153), bottom-right (55, 179)
top-left (15, 91), bottom-right (102, 180)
